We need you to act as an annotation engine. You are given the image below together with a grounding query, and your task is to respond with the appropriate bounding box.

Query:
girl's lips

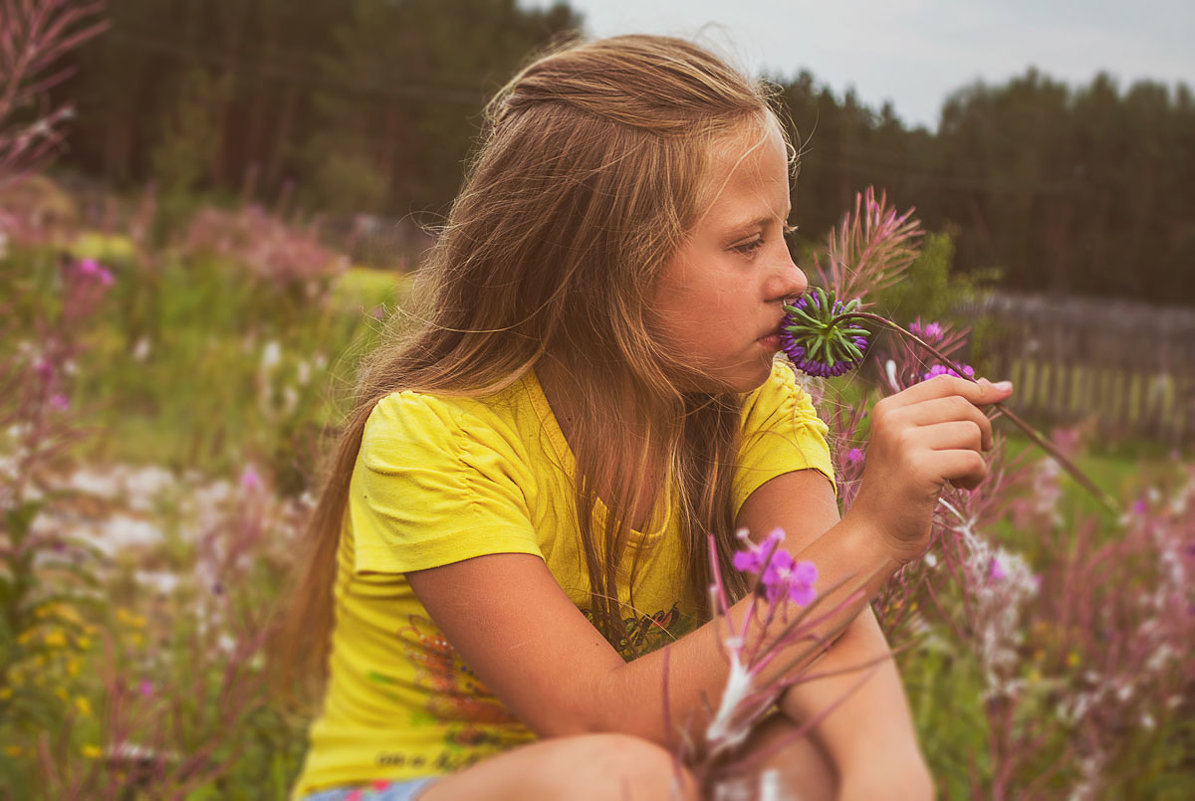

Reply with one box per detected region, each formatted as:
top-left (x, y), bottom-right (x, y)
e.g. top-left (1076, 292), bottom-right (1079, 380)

top-left (758, 333), bottom-right (781, 350)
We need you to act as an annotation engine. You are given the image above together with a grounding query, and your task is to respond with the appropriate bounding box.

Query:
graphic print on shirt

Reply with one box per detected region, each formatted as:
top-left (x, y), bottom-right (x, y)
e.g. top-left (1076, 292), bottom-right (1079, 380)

top-left (585, 602), bottom-right (696, 660)
top-left (395, 613), bottom-right (520, 748)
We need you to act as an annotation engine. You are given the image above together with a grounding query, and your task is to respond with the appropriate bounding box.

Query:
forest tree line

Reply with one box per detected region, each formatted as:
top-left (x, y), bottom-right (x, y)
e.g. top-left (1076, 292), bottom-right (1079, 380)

top-left (47, 0), bottom-right (1195, 306)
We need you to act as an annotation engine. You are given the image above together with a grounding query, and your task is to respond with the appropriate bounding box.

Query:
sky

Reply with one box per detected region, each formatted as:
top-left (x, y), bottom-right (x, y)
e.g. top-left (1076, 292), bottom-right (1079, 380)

top-left (521, 0), bottom-right (1195, 130)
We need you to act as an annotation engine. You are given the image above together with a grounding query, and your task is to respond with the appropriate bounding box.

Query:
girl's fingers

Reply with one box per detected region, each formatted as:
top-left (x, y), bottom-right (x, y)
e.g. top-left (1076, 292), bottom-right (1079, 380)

top-left (933, 448), bottom-right (990, 490)
top-left (884, 374), bottom-right (1012, 408)
top-left (914, 420), bottom-right (986, 455)
top-left (893, 396), bottom-right (995, 449)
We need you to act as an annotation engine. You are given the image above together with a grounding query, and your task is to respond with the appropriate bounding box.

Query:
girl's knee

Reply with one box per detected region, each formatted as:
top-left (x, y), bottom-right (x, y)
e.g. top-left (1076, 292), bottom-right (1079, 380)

top-left (540, 733), bottom-right (697, 801)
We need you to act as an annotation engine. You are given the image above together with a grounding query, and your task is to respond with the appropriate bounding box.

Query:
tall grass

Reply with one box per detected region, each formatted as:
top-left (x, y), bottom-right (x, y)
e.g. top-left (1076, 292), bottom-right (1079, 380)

top-left (1, 182), bottom-right (1192, 799)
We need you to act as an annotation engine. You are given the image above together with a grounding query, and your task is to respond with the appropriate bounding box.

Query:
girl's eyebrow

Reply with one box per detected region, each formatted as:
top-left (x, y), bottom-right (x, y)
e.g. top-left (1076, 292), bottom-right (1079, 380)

top-left (725, 208), bottom-right (793, 234)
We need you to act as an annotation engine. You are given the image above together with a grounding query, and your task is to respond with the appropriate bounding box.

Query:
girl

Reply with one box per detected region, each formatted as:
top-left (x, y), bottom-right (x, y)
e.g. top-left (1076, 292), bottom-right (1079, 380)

top-left (283, 34), bottom-right (1011, 801)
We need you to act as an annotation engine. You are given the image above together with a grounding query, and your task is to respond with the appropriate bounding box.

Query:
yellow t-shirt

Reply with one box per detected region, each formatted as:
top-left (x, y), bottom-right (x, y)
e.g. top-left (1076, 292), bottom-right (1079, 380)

top-left (293, 361), bottom-right (833, 796)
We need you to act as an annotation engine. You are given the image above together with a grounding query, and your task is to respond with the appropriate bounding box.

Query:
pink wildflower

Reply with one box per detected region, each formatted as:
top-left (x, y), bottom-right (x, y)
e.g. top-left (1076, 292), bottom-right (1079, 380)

top-left (909, 320), bottom-right (944, 341)
top-left (75, 257), bottom-right (113, 286)
top-left (761, 551), bottom-right (819, 606)
top-left (34, 358), bottom-right (54, 383)
top-left (845, 447), bottom-right (865, 464)
top-left (731, 528), bottom-right (783, 574)
top-left (239, 465), bottom-right (262, 492)
top-left (923, 363), bottom-right (975, 381)
top-left (49, 392), bottom-right (69, 409)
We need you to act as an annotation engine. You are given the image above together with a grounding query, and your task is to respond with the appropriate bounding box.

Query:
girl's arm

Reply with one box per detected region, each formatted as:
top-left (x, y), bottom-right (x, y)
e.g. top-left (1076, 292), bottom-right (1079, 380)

top-left (404, 510), bottom-right (893, 743)
top-left (405, 376), bottom-right (1009, 747)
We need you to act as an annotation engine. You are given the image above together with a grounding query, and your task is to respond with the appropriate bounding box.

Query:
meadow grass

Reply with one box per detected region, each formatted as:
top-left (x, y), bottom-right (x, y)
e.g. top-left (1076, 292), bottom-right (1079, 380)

top-left (1, 223), bottom-right (1192, 799)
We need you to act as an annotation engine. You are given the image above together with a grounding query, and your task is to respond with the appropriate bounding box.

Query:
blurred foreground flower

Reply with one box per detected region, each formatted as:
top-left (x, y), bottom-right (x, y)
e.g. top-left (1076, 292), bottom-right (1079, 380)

top-left (689, 530), bottom-right (870, 796)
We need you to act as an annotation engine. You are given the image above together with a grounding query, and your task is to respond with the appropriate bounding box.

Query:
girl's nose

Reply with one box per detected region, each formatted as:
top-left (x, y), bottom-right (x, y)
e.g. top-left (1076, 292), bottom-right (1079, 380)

top-left (768, 252), bottom-right (808, 301)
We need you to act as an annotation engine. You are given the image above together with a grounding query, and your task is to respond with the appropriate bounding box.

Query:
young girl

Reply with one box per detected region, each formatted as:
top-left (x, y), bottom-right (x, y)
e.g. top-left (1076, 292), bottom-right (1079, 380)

top-left (283, 34), bottom-right (1011, 801)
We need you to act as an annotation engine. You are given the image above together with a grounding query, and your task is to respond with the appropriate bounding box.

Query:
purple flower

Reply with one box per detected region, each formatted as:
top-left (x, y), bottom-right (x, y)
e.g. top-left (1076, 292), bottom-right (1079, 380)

top-left (732, 528), bottom-right (784, 574)
top-left (988, 559), bottom-right (1007, 582)
top-left (49, 393), bottom-right (70, 410)
top-left (732, 528), bottom-right (817, 606)
top-left (138, 680), bottom-right (153, 698)
top-left (781, 288), bottom-right (871, 378)
top-left (34, 358), bottom-right (54, 383)
top-left (845, 447), bottom-right (865, 465)
top-left (761, 551), bottom-right (819, 606)
top-left (75, 257), bottom-right (113, 286)
top-left (922, 363), bottom-right (975, 381)
top-left (239, 465), bottom-right (262, 492)
top-left (909, 320), bottom-right (944, 342)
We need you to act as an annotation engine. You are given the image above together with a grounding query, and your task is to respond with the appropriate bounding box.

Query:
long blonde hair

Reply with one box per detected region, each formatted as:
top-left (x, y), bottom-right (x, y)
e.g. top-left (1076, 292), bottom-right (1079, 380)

top-left (280, 34), bottom-right (791, 686)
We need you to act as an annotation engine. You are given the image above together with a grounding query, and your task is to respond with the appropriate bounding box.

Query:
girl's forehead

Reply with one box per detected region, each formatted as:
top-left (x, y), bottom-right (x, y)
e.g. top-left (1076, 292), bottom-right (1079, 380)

top-left (695, 119), bottom-right (790, 213)
top-left (710, 115), bottom-right (786, 168)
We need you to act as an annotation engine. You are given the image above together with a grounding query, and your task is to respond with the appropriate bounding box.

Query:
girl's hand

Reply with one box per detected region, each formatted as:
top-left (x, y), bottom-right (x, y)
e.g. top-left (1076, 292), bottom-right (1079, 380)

top-left (847, 375), bottom-right (1012, 563)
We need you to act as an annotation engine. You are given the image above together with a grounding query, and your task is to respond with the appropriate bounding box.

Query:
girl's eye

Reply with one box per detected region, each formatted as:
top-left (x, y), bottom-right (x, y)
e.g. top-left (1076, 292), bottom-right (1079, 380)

top-left (733, 238), bottom-right (764, 256)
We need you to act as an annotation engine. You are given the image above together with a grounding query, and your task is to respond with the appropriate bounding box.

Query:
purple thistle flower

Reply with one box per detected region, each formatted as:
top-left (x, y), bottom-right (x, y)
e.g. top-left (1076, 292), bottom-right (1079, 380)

top-left (781, 287), bottom-right (871, 378)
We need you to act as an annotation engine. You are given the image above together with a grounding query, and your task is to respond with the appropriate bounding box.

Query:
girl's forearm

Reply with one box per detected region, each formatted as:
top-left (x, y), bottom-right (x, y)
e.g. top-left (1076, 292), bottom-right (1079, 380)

top-left (777, 608), bottom-right (926, 775)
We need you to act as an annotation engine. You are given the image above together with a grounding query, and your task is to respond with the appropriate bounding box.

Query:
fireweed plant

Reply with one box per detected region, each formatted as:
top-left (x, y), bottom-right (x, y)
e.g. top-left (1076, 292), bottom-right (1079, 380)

top-left (684, 531), bottom-right (884, 791)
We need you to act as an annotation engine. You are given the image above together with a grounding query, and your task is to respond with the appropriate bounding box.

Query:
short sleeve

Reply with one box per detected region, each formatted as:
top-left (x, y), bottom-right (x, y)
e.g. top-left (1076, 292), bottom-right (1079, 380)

top-left (732, 361), bottom-right (836, 516)
top-left (349, 391), bottom-right (544, 575)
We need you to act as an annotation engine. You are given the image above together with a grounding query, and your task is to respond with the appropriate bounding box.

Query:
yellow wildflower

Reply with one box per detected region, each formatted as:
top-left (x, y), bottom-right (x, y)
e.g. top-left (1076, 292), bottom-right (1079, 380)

top-left (44, 630), bottom-right (67, 648)
top-left (75, 696), bottom-right (92, 718)
top-left (4, 745), bottom-right (21, 758)
top-left (81, 744), bottom-right (103, 759)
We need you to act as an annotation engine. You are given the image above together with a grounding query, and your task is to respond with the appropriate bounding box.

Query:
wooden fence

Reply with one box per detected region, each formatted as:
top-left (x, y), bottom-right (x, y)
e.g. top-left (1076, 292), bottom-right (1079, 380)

top-left (962, 292), bottom-right (1195, 445)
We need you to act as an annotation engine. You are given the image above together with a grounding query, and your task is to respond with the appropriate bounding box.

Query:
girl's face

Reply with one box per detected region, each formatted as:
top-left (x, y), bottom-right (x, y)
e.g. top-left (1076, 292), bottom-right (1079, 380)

top-left (652, 121), bottom-right (808, 392)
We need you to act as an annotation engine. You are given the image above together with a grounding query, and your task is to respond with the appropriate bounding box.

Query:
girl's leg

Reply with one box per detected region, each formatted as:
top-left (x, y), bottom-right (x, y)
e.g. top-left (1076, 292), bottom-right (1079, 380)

top-left (710, 712), bottom-right (837, 801)
top-left (419, 733), bottom-right (697, 801)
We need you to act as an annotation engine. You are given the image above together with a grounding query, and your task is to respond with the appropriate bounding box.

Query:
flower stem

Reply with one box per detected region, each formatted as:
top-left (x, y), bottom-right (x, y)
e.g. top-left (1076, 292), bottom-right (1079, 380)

top-left (839, 311), bottom-right (1120, 515)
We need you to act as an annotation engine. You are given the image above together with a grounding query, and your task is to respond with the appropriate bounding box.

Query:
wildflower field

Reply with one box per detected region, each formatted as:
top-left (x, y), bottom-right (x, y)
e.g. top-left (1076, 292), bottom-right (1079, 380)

top-left (1, 179), bottom-right (1192, 800)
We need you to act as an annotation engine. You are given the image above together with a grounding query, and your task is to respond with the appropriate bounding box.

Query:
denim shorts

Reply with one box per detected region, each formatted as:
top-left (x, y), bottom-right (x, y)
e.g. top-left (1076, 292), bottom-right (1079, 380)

top-left (300, 778), bottom-right (438, 801)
